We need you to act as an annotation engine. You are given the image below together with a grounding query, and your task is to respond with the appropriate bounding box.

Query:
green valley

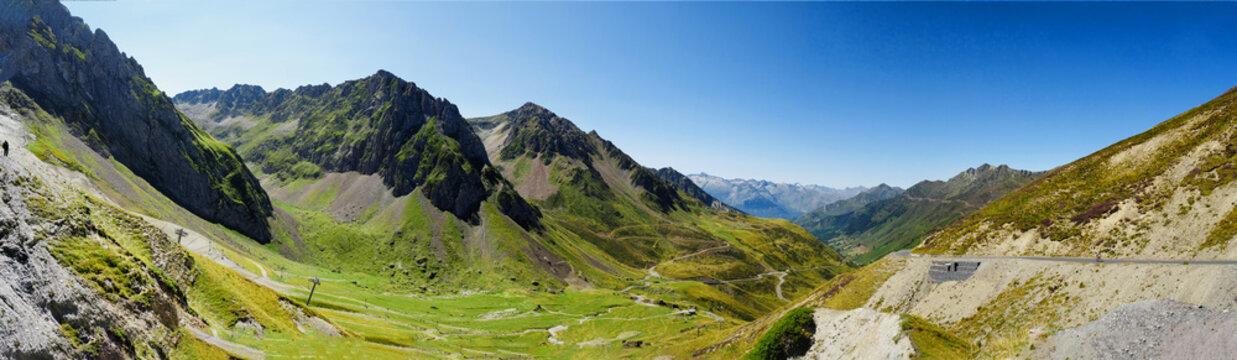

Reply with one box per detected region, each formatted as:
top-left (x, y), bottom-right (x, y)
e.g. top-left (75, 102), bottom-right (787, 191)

top-left (6, 1), bottom-right (1236, 359)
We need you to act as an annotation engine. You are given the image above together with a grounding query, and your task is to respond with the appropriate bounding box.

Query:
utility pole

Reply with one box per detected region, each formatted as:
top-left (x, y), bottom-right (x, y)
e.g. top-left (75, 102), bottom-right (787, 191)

top-left (307, 277), bottom-right (320, 306)
top-left (175, 228), bottom-right (188, 245)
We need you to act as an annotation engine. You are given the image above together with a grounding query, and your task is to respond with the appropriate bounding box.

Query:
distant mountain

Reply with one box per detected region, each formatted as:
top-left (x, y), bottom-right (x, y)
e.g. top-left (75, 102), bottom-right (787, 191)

top-left (812, 184), bottom-right (905, 217)
top-left (687, 173), bottom-right (866, 220)
top-left (796, 164), bottom-right (1041, 264)
top-left (652, 167), bottom-right (741, 213)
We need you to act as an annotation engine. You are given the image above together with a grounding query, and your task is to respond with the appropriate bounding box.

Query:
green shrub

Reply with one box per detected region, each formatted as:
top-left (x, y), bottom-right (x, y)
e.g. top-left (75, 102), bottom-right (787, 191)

top-left (743, 307), bottom-right (817, 360)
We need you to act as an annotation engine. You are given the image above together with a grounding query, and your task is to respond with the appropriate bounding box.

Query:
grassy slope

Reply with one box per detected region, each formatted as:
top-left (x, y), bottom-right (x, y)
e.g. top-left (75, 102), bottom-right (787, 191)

top-left (22, 100), bottom-right (739, 358)
top-left (921, 86), bottom-right (1237, 256)
top-left (11, 87), bottom-right (340, 358)
top-left (480, 107), bottom-right (848, 321)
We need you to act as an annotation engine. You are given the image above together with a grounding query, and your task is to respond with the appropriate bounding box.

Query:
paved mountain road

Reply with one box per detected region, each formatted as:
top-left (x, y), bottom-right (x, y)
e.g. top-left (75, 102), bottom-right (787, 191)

top-left (891, 250), bottom-right (1237, 265)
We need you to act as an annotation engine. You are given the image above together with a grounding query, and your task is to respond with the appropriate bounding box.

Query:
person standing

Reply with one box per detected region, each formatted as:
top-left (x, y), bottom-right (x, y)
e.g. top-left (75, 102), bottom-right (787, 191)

top-left (2, 140), bottom-right (8, 157)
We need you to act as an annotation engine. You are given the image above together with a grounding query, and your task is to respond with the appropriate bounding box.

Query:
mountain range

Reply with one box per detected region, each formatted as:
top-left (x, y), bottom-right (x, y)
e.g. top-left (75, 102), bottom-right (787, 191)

top-left (5, 1), bottom-right (1236, 359)
top-left (795, 164), bottom-right (1041, 264)
top-left (687, 173), bottom-right (867, 220)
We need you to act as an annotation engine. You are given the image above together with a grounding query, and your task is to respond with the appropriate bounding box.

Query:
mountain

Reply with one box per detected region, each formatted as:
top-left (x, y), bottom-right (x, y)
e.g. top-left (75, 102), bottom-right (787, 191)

top-left (173, 76), bottom-right (561, 292)
top-left (171, 75), bottom-right (536, 225)
top-left (467, 102), bottom-right (847, 319)
top-left (0, 0), bottom-right (272, 242)
top-left (921, 86), bottom-right (1237, 258)
top-left (688, 173), bottom-right (866, 220)
top-left (810, 183), bottom-right (904, 217)
top-left (653, 167), bottom-right (742, 213)
top-left (796, 164), bottom-right (1040, 264)
top-left (173, 82), bottom-right (845, 322)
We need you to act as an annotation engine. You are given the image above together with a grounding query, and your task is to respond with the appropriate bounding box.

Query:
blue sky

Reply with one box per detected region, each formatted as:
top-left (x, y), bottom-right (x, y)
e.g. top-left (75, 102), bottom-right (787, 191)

top-left (66, 1), bottom-right (1237, 188)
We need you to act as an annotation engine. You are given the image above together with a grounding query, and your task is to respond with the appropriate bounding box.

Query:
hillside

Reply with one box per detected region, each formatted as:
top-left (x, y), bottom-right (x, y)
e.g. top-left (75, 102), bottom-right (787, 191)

top-left (468, 102), bottom-right (848, 319)
top-left (0, 1), bottom-right (272, 242)
top-left (807, 183), bottom-right (904, 217)
top-left (688, 173), bottom-right (866, 220)
top-left (172, 76), bottom-right (536, 225)
top-left (174, 78), bottom-right (575, 293)
top-left (920, 87), bottom-right (1237, 259)
top-left (796, 165), bottom-right (1039, 264)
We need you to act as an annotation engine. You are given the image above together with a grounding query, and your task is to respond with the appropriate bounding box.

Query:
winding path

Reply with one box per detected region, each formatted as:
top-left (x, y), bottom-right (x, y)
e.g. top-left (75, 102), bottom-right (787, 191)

top-left (187, 327), bottom-right (265, 360)
top-left (704, 265), bottom-right (845, 302)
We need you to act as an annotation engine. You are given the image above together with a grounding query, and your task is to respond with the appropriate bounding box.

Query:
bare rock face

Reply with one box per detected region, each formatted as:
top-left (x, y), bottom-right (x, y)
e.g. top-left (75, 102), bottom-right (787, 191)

top-left (0, 155), bottom-right (198, 359)
top-left (0, 0), bottom-right (274, 242)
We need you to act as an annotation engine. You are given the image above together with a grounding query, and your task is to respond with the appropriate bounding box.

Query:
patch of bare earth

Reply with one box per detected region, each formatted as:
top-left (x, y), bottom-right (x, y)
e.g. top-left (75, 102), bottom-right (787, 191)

top-left (792, 308), bottom-right (913, 360)
top-left (515, 156), bottom-right (557, 200)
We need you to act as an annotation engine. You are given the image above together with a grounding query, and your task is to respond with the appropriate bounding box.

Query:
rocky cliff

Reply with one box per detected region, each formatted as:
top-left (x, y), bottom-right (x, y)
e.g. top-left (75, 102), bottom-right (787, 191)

top-left (0, 0), bottom-right (273, 242)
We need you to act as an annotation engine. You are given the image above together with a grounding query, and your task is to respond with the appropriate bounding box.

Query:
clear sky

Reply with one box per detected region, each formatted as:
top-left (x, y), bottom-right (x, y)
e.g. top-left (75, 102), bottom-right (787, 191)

top-left (65, 1), bottom-right (1237, 188)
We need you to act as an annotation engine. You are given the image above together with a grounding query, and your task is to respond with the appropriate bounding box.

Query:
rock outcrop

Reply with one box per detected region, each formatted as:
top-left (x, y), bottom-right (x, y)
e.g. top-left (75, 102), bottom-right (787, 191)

top-left (0, 0), bottom-right (273, 242)
top-left (0, 153), bottom-right (198, 359)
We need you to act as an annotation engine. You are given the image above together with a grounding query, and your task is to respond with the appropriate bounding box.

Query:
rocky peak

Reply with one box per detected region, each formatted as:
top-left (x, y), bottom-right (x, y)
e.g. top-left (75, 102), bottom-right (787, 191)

top-left (497, 102), bottom-right (594, 162)
top-left (216, 84), bottom-right (266, 107)
top-left (171, 87), bottom-right (223, 105)
top-left (369, 69), bottom-right (400, 81)
top-left (954, 163), bottom-right (1035, 183)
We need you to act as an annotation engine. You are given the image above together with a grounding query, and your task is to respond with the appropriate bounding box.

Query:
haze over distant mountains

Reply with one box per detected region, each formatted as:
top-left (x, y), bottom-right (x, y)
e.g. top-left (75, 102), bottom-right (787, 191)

top-left (688, 173), bottom-right (867, 220)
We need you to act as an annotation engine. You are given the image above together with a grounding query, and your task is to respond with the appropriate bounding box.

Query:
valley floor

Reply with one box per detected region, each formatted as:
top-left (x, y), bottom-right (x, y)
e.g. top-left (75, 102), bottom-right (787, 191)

top-left (155, 223), bottom-right (741, 359)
